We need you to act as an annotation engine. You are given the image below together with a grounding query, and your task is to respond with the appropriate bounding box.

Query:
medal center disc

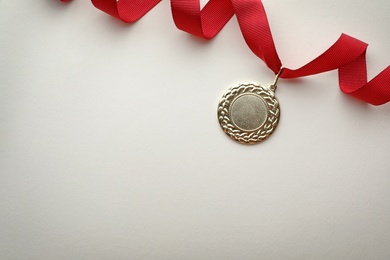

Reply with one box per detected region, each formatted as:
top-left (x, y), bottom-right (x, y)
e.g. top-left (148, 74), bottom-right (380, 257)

top-left (230, 93), bottom-right (268, 131)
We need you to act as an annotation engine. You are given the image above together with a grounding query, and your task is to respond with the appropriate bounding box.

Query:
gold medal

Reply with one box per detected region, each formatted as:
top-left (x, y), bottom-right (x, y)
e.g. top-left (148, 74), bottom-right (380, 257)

top-left (217, 72), bottom-right (281, 144)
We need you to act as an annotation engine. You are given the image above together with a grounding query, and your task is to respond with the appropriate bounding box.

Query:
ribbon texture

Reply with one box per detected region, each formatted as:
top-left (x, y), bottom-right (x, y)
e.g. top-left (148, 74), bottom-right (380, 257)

top-left (60, 0), bottom-right (390, 105)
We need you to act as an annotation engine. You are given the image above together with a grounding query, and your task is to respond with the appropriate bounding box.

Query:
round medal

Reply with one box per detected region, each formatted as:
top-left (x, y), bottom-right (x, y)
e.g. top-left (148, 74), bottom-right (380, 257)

top-left (217, 83), bottom-right (280, 144)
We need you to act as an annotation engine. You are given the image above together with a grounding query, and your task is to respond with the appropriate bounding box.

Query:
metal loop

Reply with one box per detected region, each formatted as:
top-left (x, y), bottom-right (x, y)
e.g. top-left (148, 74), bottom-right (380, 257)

top-left (270, 67), bottom-right (284, 91)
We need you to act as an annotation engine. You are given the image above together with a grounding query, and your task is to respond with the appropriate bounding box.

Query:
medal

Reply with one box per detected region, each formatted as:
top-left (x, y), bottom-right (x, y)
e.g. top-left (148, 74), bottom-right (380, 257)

top-left (218, 70), bottom-right (282, 144)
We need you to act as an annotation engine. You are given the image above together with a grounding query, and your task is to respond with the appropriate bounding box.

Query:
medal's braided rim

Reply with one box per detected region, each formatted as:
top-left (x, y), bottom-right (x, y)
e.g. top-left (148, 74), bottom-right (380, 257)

top-left (218, 83), bottom-right (280, 144)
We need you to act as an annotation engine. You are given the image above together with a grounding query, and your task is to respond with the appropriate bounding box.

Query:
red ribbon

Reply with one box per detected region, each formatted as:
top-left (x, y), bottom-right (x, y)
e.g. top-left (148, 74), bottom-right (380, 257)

top-left (60, 0), bottom-right (390, 105)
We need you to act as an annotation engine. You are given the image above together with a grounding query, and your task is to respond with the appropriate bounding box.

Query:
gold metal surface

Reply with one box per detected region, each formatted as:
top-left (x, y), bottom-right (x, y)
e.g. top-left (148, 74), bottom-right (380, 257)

top-left (217, 83), bottom-right (280, 144)
top-left (230, 93), bottom-right (268, 131)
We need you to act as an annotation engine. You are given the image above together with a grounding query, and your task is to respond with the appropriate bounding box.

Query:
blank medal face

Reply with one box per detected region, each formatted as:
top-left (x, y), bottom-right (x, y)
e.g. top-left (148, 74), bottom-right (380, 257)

top-left (218, 83), bottom-right (280, 144)
top-left (230, 93), bottom-right (268, 131)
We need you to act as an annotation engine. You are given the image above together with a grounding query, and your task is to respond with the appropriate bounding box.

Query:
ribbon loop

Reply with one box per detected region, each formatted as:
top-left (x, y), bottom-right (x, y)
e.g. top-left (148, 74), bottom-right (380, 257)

top-left (171, 0), bottom-right (235, 39)
top-left (91, 0), bottom-right (161, 23)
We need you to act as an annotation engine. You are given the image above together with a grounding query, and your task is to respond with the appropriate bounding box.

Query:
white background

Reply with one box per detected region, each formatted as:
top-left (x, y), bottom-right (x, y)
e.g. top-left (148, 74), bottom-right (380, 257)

top-left (1, 0), bottom-right (390, 259)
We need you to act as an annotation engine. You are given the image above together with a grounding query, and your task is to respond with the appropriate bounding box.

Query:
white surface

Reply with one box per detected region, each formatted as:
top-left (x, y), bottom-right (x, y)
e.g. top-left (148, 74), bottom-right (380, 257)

top-left (1, 0), bottom-right (390, 259)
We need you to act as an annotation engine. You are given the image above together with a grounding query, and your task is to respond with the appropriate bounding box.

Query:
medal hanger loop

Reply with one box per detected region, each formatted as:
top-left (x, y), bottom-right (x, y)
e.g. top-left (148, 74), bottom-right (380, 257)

top-left (269, 67), bottom-right (284, 92)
